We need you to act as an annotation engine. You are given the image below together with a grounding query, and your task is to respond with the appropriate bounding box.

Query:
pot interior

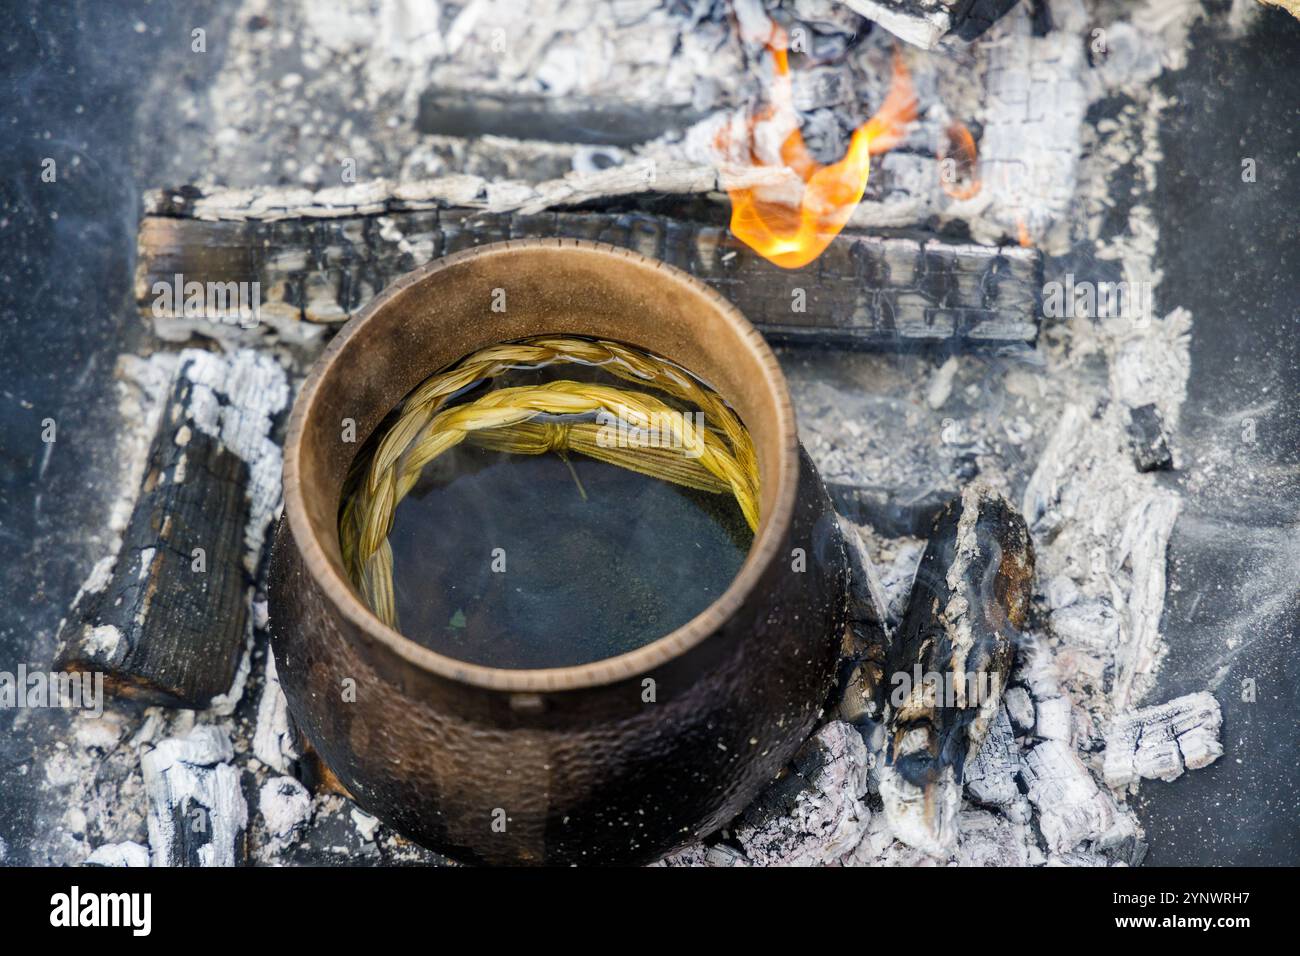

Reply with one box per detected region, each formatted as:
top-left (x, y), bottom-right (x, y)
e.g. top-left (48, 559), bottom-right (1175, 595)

top-left (286, 240), bottom-right (799, 681)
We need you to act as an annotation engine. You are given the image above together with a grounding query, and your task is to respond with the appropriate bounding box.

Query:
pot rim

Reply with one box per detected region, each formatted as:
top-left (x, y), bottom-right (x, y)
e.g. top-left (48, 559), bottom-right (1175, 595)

top-left (281, 238), bottom-right (800, 693)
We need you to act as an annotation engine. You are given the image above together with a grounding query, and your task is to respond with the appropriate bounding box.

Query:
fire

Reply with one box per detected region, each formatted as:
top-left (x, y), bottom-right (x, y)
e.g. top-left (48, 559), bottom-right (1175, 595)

top-left (723, 32), bottom-right (916, 269)
top-left (938, 121), bottom-right (981, 201)
top-left (1016, 216), bottom-right (1033, 248)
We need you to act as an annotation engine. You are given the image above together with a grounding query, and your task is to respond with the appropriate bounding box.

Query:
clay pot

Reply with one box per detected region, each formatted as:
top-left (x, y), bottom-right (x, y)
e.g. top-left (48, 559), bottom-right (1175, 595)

top-left (269, 239), bottom-right (849, 865)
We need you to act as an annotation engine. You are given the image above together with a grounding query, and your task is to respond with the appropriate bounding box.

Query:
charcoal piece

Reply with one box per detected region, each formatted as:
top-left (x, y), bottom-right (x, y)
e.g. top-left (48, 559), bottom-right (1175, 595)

top-left (141, 725), bottom-right (247, 867)
top-left (951, 0), bottom-right (1022, 41)
top-left (1126, 402), bottom-right (1174, 472)
top-left (416, 88), bottom-right (708, 146)
top-left (1102, 691), bottom-right (1223, 789)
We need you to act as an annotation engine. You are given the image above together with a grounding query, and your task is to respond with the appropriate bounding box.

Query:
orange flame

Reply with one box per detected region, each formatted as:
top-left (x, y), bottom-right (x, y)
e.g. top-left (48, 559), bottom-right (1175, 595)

top-left (938, 121), bottom-right (981, 201)
top-left (724, 34), bottom-right (916, 269)
top-left (1016, 216), bottom-right (1033, 248)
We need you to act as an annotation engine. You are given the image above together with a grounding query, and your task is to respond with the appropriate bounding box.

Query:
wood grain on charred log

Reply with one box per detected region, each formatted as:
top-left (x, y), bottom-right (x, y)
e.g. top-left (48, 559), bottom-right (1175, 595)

top-left (55, 351), bottom-right (287, 709)
top-left (136, 206), bottom-right (1041, 350)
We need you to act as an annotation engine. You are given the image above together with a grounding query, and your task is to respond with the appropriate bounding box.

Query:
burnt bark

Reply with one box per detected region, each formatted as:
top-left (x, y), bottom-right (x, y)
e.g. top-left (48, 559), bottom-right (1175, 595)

top-left (136, 206), bottom-right (1041, 349)
top-left (877, 483), bottom-right (1035, 853)
top-left (54, 354), bottom-right (267, 708)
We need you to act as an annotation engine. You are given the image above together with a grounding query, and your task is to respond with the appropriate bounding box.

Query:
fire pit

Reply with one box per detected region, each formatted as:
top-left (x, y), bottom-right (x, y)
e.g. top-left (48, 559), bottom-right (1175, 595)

top-left (18, 0), bottom-right (1296, 876)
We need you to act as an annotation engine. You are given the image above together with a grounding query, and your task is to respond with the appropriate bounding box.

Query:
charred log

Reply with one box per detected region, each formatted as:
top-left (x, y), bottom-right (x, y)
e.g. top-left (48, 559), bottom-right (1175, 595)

top-left (136, 204), bottom-right (1041, 350)
top-left (141, 725), bottom-right (248, 867)
top-left (830, 517), bottom-right (892, 724)
top-left (838, 0), bottom-right (1020, 49)
top-left (54, 351), bottom-right (288, 709)
top-left (416, 88), bottom-right (710, 146)
top-left (877, 483), bottom-right (1035, 854)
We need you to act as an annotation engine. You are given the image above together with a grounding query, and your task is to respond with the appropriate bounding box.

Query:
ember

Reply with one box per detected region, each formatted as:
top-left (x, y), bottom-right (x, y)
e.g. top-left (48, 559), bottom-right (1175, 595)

top-left (938, 121), bottom-right (981, 200)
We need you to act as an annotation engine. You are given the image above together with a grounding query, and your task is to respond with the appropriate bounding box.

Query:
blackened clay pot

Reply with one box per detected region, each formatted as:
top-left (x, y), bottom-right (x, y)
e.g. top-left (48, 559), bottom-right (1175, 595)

top-left (268, 239), bottom-right (850, 866)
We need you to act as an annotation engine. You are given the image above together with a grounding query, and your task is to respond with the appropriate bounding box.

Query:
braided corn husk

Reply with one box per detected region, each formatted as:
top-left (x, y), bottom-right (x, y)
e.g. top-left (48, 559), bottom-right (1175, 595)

top-left (339, 337), bottom-right (760, 629)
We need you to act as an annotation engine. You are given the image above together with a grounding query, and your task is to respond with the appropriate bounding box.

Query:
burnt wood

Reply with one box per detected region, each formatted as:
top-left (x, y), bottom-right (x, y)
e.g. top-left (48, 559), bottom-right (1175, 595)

top-left (416, 87), bottom-right (709, 146)
top-left (136, 207), bottom-right (1042, 349)
top-left (54, 356), bottom-right (253, 708)
top-left (877, 484), bottom-right (1035, 852)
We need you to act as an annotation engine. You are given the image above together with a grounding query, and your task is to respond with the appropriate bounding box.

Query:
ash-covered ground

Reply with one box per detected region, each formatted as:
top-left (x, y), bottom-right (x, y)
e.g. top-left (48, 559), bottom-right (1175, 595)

top-left (0, 0), bottom-right (1296, 866)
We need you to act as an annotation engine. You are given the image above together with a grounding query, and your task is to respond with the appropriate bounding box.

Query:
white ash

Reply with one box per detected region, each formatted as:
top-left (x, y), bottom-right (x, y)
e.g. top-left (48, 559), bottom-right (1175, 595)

top-left (874, 537), bottom-right (925, 629)
top-left (951, 809), bottom-right (1045, 867)
top-left (1003, 685), bottom-right (1035, 735)
top-left (177, 348), bottom-right (289, 575)
top-left (350, 808), bottom-right (382, 844)
top-left (26, 708), bottom-right (152, 866)
top-left (877, 755), bottom-right (961, 856)
top-left (1111, 489), bottom-right (1182, 709)
top-left (1021, 739), bottom-right (1123, 857)
top-left (253, 648), bottom-right (299, 774)
top-left (141, 724), bottom-right (248, 867)
top-left (258, 776), bottom-right (313, 856)
top-left (926, 356), bottom-right (960, 409)
top-left (963, 706), bottom-right (1028, 821)
top-left (82, 624), bottom-right (123, 661)
top-left (1102, 691), bottom-right (1223, 790)
top-left (84, 841), bottom-right (150, 868)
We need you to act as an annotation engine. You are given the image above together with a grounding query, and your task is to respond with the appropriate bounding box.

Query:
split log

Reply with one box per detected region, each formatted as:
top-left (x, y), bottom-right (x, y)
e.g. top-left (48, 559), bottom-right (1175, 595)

top-left (877, 483), bottom-right (1035, 855)
top-left (141, 725), bottom-right (248, 867)
top-left (252, 650), bottom-right (300, 775)
top-left (135, 204), bottom-right (1042, 350)
top-left (55, 350), bottom-right (289, 709)
top-left (256, 776), bottom-right (313, 856)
